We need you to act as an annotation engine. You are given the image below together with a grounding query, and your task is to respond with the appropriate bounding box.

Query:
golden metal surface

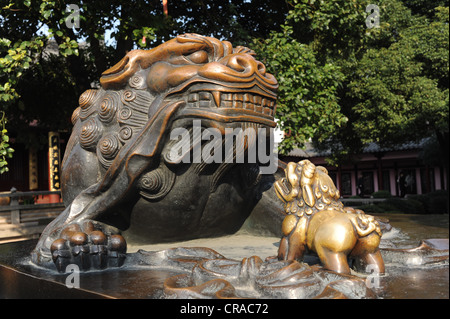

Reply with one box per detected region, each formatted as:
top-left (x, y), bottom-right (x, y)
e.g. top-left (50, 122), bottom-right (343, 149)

top-left (275, 160), bottom-right (385, 275)
top-left (28, 148), bottom-right (38, 190)
top-left (48, 132), bottom-right (61, 191)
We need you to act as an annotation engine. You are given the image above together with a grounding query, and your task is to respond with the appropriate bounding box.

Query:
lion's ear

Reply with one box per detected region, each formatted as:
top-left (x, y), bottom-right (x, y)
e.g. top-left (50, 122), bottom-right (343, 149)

top-left (302, 184), bottom-right (315, 207)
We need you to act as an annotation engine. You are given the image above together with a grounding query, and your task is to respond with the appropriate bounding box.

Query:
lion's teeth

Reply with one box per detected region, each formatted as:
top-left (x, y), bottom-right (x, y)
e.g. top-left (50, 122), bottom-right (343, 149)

top-left (212, 91), bottom-right (221, 108)
top-left (245, 102), bottom-right (255, 111)
top-left (198, 92), bottom-right (212, 108)
top-left (188, 93), bottom-right (198, 103)
top-left (220, 92), bottom-right (233, 108)
top-left (187, 91), bottom-right (274, 114)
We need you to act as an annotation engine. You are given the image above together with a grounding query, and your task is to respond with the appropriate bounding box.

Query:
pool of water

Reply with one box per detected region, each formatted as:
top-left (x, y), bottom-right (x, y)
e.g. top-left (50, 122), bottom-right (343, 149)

top-left (374, 214), bottom-right (449, 299)
top-left (377, 213), bottom-right (449, 247)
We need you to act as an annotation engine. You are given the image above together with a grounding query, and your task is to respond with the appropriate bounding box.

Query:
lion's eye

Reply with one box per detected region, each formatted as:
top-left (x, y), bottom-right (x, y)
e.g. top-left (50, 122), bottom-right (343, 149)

top-left (185, 50), bottom-right (209, 64)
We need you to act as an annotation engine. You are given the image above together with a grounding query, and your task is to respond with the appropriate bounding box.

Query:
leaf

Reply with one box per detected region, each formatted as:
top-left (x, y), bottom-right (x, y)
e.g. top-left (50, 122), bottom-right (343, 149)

top-left (43, 10), bottom-right (51, 20)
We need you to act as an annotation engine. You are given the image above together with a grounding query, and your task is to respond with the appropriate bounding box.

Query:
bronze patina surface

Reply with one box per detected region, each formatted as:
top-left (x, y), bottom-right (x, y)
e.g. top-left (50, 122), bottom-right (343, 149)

top-left (32, 34), bottom-right (281, 272)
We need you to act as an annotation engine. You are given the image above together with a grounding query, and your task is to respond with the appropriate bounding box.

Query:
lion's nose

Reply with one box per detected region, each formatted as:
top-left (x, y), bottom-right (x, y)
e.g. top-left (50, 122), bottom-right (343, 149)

top-left (224, 53), bottom-right (267, 76)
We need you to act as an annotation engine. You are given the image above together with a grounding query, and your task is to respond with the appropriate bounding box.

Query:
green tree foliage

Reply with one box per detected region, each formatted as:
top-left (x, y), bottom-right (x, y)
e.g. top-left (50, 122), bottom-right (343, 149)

top-left (1, 0), bottom-right (46, 170)
top-left (256, 0), bottom-right (448, 172)
top-left (0, 0), bottom-right (288, 172)
top-left (254, 25), bottom-right (347, 153)
top-left (349, 4), bottom-right (449, 179)
top-left (349, 6), bottom-right (448, 145)
top-left (254, 0), bottom-right (371, 156)
top-left (0, 111), bottom-right (13, 173)
top-left (1, 0), bottom-right (448, 180)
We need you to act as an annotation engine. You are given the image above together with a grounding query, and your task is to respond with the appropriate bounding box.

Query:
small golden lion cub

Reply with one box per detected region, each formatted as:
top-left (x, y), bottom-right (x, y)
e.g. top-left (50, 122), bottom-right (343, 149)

top-left (274, 160), bottom-right (385, 275)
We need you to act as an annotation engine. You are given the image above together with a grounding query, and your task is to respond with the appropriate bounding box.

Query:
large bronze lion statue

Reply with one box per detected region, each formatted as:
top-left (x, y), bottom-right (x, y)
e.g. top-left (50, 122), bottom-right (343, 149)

top-left (32, 34), bottom-right (281, 271)
top-left (274, 160), bottom-right (385, 275)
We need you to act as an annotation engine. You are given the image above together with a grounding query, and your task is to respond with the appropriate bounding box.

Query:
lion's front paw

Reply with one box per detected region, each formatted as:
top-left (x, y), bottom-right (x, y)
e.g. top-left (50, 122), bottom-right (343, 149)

top-left (50, 221), bottom-right (126, 272)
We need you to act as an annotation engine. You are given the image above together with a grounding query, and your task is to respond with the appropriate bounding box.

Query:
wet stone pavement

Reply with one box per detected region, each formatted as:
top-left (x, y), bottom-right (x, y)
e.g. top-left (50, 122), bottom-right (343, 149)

top-left (0, 213), bottom-right (448, 299)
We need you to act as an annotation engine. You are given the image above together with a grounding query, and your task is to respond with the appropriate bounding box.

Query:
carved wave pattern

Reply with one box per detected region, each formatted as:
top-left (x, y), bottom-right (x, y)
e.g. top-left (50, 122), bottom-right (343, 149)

top-left (117, 88), bottom-right (155, 144)
top-left (79, 89), bottom-right (101, 120)
top-left (74, 86), bottom-right (155, 169)
top-left (128, 74), bottom-right (146, 90)
top-left (130, 247), bottom-right (376, 299)
top-left (98, 92), bottom-right (120, 124)
top-left (71, 107), bottom-right (81, 125)
top-left (138, 166), bottom-right (176, 201)
top-left (97, 134), bottom-right (122, 169)
top-left (79, 117), bottom-right (103, 151)
top-left (79, 89), bottom-right (98, 109)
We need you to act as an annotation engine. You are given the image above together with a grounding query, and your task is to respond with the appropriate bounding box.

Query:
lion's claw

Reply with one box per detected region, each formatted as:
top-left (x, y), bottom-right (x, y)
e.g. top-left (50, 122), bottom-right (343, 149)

top-left (50, 222), bottom-right (126, 272)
